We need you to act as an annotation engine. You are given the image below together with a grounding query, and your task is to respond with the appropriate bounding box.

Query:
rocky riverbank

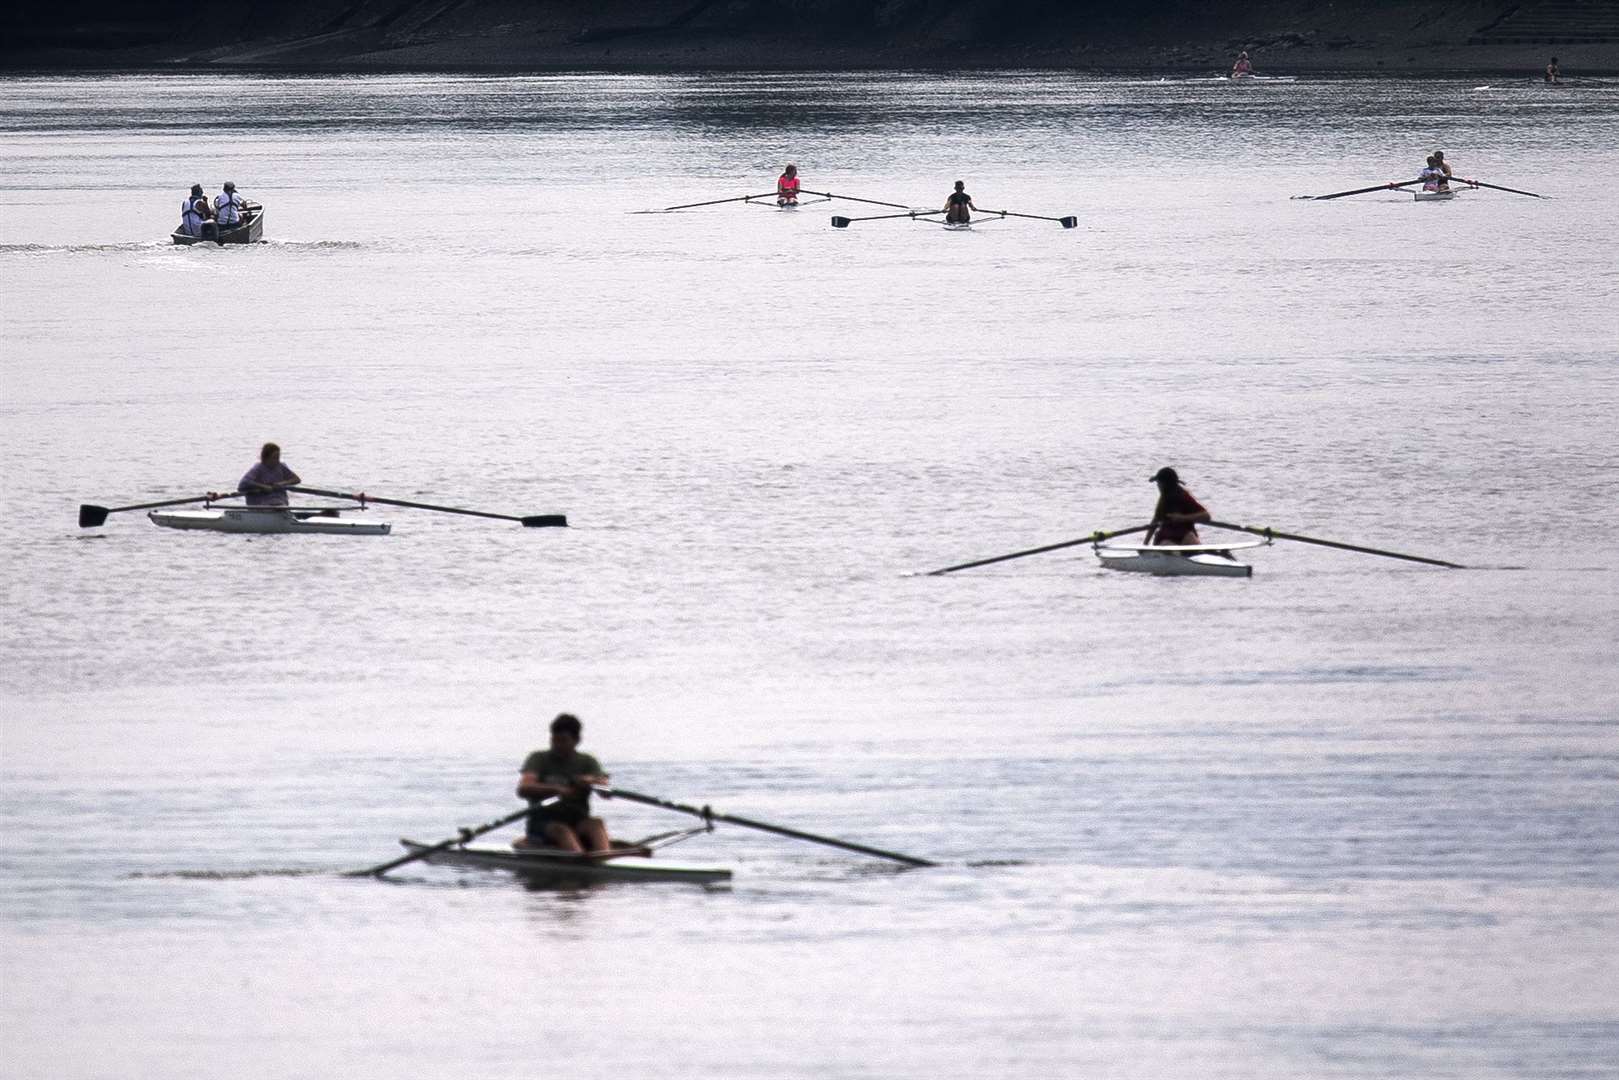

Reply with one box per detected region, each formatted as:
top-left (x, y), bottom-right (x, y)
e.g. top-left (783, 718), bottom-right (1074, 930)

top-left (4, 0), bottom-right (1617, 74)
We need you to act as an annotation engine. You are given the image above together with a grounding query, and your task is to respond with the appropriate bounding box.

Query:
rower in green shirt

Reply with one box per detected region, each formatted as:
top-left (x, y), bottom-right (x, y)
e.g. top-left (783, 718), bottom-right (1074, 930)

top-left (515, 713), bottom-right (610, 852)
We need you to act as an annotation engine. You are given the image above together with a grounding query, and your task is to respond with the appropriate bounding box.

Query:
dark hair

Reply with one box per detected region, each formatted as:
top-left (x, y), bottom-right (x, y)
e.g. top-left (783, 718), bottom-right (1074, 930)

top-left (954, 180), bottom-right (965, 191)
top-left (260, 442), bottom-right (280, 462)
top-left (550, 713), bottom-right (582, 737)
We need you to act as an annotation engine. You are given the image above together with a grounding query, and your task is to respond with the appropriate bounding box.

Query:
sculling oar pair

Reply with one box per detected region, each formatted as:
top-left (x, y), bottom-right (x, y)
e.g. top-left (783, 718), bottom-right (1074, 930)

top-left (77, 485), bottom-right (566, 528)
top-left (354, 786), bottom-right (936, 877)
top-left (644, 190), bottom-right (915, 213)
top-left (1294, 177), bottom-right (1549, 200)
top-left (833, 207), bottom-right (1079, 229)
top-left (923, 521), bottom-right (1462, 574)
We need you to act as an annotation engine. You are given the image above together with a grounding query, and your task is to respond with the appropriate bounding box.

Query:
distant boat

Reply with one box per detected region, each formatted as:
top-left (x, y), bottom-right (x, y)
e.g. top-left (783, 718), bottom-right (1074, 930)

top-left (172, 203), bottom-right (264, 246)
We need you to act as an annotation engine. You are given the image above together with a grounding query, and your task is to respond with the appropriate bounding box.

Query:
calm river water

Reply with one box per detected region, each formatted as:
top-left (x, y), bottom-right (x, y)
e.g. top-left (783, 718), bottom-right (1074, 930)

top-left (2, 72), bottom-right (1617, 1079)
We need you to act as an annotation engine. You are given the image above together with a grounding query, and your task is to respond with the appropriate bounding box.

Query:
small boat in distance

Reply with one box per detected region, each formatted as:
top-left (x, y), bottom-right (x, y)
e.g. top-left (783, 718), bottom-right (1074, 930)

top-left (172, 204), bottom-right (264, 246)
top-left (1093, 538), bottom-right (1268, 578)
top-left (148, 506), bottom-right (391, 535)
top-left (397, 837), bottom-right (733, 885)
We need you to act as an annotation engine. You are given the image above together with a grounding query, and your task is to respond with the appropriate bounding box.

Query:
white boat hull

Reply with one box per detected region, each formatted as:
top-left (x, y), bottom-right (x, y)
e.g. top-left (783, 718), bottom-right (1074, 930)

top-left (399, 840), bottom-right (733, 884)
top-left (1094, 541), bottom-right (1258, 578)
top-left (148, 507), bottom-right (391, 535)
top-left (1414, 190), bottom-right (1456, 201)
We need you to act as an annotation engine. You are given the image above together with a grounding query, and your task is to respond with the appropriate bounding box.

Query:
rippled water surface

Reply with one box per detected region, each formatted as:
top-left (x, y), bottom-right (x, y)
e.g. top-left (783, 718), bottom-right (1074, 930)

top-left (3, 72), bottom-right (1618, 1079)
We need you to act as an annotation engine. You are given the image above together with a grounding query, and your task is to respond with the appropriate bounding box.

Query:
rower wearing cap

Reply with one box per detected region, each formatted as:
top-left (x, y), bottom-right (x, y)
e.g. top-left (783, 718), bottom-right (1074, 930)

top-left (179, 183), bottom-right (213, 238)
top-left (777, 163), bottom-right (800, 206)
top-left (1232, 51), bottom-right (1254, 78)
top-left (944, 180), bottom-right (975, 224)
top-left (1145, 467), bottom-right (1211, 546)
top-left (515, 713), bottom-right (611, 853)
top-left (214, 181), bottom-right (246, 229)
top-left (237, 442), bottom-right (301, 506)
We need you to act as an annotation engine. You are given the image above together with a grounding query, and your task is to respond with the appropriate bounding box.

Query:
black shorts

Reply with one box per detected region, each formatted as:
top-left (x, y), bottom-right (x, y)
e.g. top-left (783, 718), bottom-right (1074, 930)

top-left (527, 802), bottom-right (591, 839)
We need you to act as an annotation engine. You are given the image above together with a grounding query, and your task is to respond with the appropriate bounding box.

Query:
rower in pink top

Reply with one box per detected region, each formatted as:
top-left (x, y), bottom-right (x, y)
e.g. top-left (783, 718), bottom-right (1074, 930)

top-left (237, 442), bottom-right (302, 506)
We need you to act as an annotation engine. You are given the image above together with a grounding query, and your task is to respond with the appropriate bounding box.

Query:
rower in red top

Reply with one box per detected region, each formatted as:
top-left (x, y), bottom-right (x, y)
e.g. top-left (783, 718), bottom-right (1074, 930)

top-left (777, 163), bottom-right (800, 206)
top-left (1232, 51), bottom-right (1254, 78)
top-left (1145, 467), bottom-right (1211, 546)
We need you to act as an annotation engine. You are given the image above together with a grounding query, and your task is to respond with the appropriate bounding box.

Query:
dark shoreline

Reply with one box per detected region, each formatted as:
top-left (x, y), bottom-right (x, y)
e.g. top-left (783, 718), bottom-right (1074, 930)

top-left (5, 0), bottom-right (1618, 78)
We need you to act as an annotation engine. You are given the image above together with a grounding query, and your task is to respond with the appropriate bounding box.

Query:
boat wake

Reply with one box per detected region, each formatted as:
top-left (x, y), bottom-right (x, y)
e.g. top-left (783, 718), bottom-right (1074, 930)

top-left (0, 241), bottom-right (167, 256)
top-left (127, 867), bottom-right (328, 880)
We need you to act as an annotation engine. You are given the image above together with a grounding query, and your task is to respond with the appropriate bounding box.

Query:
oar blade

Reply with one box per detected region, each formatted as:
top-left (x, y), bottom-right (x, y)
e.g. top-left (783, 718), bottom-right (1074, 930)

top-left (78, 504), bottom-right (110, 528)
top-left (521, 514), bottom-right (568, 528)
top-left (1060, 216), bottom-right (1078, 229)
top-left (831, 216), bottom-right (852, 228)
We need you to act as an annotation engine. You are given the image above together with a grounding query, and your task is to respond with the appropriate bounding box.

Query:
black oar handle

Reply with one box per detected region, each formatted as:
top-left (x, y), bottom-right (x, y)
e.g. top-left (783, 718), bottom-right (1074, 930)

top-left (1205, 521), bottom-right (1463, 568)
top-left (287, 486), bottom-right (565, 527)
top-left (597, 786), bottom-right (935, 868)
top-left (78, 490), bottom-right (246, 527)
top-left (925, 524), bottom-right (1152, 575)
top-left (351, 801), bottom-right (549, 877)
top-left (798, 190), bottom-right (914, 210)
top-left (658, 192), bottom-right (778, 211)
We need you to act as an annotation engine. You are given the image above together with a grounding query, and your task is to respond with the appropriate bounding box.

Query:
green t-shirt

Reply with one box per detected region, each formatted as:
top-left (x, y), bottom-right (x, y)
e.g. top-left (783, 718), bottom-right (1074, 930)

top-left (520, 750), bottom-right (603, 813)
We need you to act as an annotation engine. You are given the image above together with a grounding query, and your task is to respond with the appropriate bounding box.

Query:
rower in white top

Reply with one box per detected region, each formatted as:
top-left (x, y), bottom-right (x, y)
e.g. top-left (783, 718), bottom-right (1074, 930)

top-left (215, 181), bottom-right (246, 227)
top-left (178, 183), bottom-right (213, 238)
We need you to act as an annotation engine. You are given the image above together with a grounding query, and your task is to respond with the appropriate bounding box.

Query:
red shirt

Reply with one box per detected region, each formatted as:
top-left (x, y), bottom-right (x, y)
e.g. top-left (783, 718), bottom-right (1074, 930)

top-left (778, 175), bottom-right (800, 197)
top-left (1153, 487), bottom-right (1208, 544)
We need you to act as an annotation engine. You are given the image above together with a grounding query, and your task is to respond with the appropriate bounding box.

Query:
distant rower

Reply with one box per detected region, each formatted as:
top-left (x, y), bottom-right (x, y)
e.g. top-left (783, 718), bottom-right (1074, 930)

top-left (516, 713), bottom-right (610, 853)
top-left (237, 442), bottom-right (301, 506)
top-left (777, 163), bottom-right (800, 206)
top-left (1232, 51), bottom-right (1253, 78)
top-left (944, 180), bottom-right (975, 224)
top-left (1145, 467), bottom-right (1211, 546)
top-left (1545, 57), bottom-right (1561, 84)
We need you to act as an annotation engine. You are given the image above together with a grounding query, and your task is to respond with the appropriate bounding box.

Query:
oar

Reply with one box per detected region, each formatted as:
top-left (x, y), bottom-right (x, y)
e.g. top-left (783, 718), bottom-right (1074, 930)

top-left (974, 208), bottom-right (1080, 229)
top-left (831, 209), bottom-right (944, 228)
top-left (595, 785), bottom-right (935, 868)
top-left (1292, 179), bottom-right (1422, 201)
top-left (349, 800), bottom-right (552, 877)
top-left (641, 192), bottom-right (778, 213)
top-left (1453, 177), bottom-right (1548, 199)
top-left (1204, 521), bottom-right (1463, 568)
top-left (287, 486), bottom-right (566, 527)
top-left (922, 524), bottom-right (1152, 576)
top-left (78, 490), bottom-right (245, 528)
top-left (798, 189), bottom-right (914, 210)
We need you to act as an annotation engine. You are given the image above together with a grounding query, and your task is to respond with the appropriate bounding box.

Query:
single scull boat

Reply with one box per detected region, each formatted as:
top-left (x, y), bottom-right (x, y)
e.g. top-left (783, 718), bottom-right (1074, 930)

top-left (397, 834), bottom-right (733, 885)
top-left (148, 506), bottom-right (391, 535)
top-left (1093, 538), bottom-right (1268, 578)
top-left (1413, 189), bottom-right (1457, 201)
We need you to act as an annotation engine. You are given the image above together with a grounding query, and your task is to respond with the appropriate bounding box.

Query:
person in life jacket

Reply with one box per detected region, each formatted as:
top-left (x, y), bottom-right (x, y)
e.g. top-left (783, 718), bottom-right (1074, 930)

top-left (179, 183), bottom-right (213, 238)
top-left (777, 163), bottom-right (800, 206)
top-left (1145, 467), bottom-right (1211, 547)
top-left (1419, 155), bottom-right (1448, 192)
top-left (1232, 51), bottom-right (1254, 78)
top-left (214, 181), bottom-right (246, 228)
top-left (943, 180), bottom-right (975, 224)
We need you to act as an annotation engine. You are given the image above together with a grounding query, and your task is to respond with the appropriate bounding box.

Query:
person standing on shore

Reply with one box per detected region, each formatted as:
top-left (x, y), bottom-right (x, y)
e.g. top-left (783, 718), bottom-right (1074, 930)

top-left (1232, 51), bottom-right (1253, 78)
top-left (943, 180), bottom-right (975, 224)
top-left (1545, 57), bottom-right (1561, 84)
top-left (777, 163), bottom-right (800, 206)
top-left (237, 442), bottom-right (301, 506)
